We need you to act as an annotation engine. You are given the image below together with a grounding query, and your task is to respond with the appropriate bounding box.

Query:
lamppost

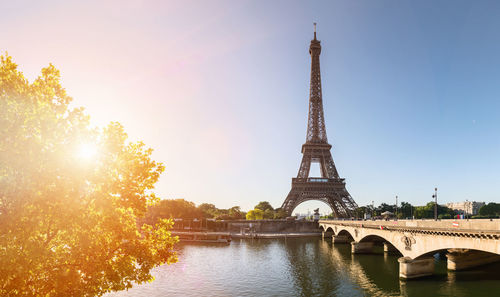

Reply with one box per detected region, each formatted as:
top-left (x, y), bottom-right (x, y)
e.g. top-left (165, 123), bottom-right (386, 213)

top-left (432, 187), bottom-right (438, 220)
top-left (395, 195), bottom-right (398, 219)
top-left (372, 200), bottom-right (375, 219)
top-left (465, 199), bottom-right (469, 220)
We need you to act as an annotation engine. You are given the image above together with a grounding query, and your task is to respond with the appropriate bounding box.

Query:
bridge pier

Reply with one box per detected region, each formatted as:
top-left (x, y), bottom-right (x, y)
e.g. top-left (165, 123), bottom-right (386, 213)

top-left (446, 249), bottom-right (500, 271)
top-left (398, 257), bottom-right (434, 279)
top-left (332, 235), bottom-right (350, 244)
top-left (383, 242), bottom-right (398, 253)
top-left (322, 231), bottom-right (334, 240)
top-left (351, 241), bottom-right (374, 254)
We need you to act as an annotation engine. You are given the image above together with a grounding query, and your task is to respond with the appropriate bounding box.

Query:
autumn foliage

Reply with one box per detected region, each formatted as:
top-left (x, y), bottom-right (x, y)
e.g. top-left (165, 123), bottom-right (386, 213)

top-left (0, 55), bottom-right (177, 296)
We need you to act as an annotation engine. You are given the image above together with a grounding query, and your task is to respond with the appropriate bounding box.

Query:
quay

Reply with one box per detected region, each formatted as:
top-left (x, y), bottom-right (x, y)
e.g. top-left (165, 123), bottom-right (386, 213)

top-left (172, 230), bottom-right (321, 242)
top-left (171, 219), bottom-right (322, 242)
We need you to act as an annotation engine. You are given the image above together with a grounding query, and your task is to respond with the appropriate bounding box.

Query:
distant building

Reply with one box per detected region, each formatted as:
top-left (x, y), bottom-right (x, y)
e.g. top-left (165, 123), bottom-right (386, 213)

top-left (446, 201), bottom-right (485, 215)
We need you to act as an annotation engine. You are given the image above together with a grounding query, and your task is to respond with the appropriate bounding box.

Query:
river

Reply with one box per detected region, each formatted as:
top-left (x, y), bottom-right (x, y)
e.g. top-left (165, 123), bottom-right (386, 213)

top-left (106, 238), bottom-right (500, 296)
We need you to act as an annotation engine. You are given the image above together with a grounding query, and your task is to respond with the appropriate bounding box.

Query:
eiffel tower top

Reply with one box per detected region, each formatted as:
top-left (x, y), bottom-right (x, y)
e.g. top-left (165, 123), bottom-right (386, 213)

top-left (305, 23), bottom-right (328, 145)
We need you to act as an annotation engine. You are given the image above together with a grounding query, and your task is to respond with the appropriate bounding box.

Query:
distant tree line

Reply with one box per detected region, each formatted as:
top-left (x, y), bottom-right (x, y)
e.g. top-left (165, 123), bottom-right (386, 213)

top-left (144, 199), bottom-right (245, 224)
top-left (350, 201), bottom-right (500, 219)
top-left (351, 201), bottom-right (455, 219)
top-left (478, 202), bottom-right (500, 217)
top-left (245, 201), bottom-right (287, 220)
top-left (144, 199), bottom-right (290, 223)
top-left (145, 199), bottom-right (500, 223)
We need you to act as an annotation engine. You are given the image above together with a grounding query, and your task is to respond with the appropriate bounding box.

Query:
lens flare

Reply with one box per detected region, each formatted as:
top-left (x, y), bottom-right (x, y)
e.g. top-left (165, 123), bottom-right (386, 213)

top-left (77, 143), bottom-right (98, 160)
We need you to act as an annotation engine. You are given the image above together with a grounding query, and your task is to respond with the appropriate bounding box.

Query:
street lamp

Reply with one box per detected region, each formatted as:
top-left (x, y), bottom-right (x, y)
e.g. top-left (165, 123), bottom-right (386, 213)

top-left (395, 195), bottom-right (398, 219)
top-left (432, 187), bottom-right (438, 220)
top-left (465, 199), bottom-right (469, 220)
top-left (372, 200), bottom-right (375, 219)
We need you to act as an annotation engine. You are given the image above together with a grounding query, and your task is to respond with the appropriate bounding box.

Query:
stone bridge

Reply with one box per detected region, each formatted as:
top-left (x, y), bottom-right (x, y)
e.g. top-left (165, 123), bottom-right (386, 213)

top-left (319, 219), bottom-right (500, 279)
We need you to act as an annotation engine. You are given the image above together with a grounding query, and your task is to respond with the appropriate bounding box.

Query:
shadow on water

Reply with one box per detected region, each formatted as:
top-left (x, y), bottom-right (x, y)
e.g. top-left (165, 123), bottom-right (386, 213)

top-left (400, 260), bottom-right (500, 297)
top-left (281, 238), bottom-right (500, 297)
top-left (325, 241), bottom-right (400, 296)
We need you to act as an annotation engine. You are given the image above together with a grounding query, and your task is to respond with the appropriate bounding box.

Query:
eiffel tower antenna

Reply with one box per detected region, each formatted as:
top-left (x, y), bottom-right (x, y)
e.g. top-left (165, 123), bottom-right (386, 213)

top-left (281, 26), bottom-right (358, 218)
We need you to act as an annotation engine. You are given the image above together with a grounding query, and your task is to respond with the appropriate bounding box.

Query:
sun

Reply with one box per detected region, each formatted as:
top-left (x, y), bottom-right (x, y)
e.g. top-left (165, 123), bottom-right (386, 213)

top-left (77, 143), bottom-right (98, 160)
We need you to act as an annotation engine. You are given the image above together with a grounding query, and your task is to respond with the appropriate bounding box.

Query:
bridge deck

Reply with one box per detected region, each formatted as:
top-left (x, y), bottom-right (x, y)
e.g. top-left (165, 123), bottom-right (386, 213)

top-left (319, 219), bottom-right (500, 238)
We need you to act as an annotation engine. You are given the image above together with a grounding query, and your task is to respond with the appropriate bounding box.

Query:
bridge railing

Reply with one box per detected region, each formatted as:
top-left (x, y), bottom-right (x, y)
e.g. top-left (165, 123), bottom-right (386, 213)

top-left (319, 219), bottom-right (500, 235)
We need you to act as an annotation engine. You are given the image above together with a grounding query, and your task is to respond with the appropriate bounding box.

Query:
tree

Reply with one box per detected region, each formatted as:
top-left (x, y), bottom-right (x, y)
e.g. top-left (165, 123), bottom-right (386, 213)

top-left (354, 206), bottom-right (367, 218)
top-left (198, 203), bottom-right (218, 218)
top-left (254, 201), bottom-right (274, 212)
top-left (246, 209), bottom-right (264, 220)
top-left (479, 203), bottom-right (500, 217)
top-left (263, 209), bottom-right (275, 219)
top-left (399, 202), bottom-right (413, 219)
top-left (228, 206), bottom-right (244, 219)
top-left (273, 208), bottom-right (288, 219)
top-left (377, 203), bottom-right (395, 215)
top-left (413, 202), bottom-right (454, 219)
top-left (0, 55), bottom-right (177, 296)
top-left (146, 199), bottom-right (204, 223)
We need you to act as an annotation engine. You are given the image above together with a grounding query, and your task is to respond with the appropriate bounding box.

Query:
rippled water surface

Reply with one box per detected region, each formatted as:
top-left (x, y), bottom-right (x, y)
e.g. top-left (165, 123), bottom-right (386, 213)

top-left (106, 238), bottom-right (500, 296)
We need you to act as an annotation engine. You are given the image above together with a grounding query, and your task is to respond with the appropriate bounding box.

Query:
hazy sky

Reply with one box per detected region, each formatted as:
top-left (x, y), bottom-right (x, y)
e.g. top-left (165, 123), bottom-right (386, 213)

top-left (3, 0), bottom-right (500, 214)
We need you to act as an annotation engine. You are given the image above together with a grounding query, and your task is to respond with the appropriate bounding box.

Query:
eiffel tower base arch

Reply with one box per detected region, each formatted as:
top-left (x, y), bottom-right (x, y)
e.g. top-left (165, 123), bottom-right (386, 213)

top-left (282, 178), bottom-right (356, 218)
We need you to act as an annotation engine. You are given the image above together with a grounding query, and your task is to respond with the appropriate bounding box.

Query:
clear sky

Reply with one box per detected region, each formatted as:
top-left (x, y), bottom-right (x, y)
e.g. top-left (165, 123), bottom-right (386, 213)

top-left (3, 0), bottom-right (500, 214)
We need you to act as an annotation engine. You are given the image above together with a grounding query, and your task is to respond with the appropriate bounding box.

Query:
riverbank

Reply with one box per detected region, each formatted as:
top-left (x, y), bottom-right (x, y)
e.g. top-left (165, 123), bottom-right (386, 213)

top-left (171, 231), bottom-right (321, 241)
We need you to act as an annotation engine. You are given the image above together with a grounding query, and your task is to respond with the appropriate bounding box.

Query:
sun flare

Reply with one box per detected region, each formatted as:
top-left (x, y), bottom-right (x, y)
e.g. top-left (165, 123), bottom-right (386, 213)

top-left (77, 143), bottom-right (98, 160)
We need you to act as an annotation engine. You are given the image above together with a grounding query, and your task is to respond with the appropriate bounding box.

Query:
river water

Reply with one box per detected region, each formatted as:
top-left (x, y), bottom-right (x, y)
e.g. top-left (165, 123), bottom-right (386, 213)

top-left (106, 238), bottom-right (500, 297)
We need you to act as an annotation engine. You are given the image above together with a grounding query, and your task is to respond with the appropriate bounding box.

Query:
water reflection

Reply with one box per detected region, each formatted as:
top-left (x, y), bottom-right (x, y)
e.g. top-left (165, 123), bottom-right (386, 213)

top-left (283, 238), bottom-right (341, 296)
top-left (323, 240), bottom-right (399, 296)
top-left (105, 238), bottom-right (500, 297)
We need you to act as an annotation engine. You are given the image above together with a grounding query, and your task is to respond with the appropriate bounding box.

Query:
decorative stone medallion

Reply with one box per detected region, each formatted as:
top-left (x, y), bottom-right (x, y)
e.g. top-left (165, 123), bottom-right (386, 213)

top-left (401, 234), bottom-right (416, 251)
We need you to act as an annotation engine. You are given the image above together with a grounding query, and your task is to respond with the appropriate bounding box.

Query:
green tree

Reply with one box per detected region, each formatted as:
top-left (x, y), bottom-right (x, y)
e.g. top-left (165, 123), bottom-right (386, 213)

top-left (0, 55), bottom-right (177, 296)
top-left (246, 209), bottom-right (264, 220)
top-left (198, 203), bottom-right (218, 218)
top-left (228, 206), bottom-right (244, 219)
top-left (273, 208), bottom-right (288, 219)
top-left (399, 202), bottom-right (413, 219)
top-left (479, 203), bottom-right (500, 217)
top-left (254, 201), bottom-right (274, 212)
top-left (413, 202), bottom-right (454, 219)
top-left (146, 199), bottom-right (204, 223)
top-left (377, 203), bottom-right (395, 215)
top-left (354, 206), bottom-right (367, 218)
top-left (263, 209), bottom-right (275, 219)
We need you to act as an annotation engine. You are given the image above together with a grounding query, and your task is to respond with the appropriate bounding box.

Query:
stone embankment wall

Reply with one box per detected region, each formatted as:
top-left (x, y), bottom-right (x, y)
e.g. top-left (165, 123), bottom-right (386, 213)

top-left (225, 220), bottom-right (320, 233)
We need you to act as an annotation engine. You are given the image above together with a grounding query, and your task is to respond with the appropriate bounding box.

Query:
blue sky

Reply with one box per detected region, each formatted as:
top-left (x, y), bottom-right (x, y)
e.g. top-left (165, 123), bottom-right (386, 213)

top-left (3, 0), bottom-right (500, 214)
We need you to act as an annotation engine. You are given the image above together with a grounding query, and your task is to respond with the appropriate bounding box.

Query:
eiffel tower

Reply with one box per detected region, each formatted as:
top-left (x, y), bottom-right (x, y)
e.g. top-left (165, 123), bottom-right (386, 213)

top-left (281, 25), bottom-right (358, 218)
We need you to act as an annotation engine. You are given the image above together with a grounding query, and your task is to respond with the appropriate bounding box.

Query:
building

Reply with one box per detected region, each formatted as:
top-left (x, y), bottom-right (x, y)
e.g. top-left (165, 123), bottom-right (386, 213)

top-left (446, 201), bottom-right (485, 215)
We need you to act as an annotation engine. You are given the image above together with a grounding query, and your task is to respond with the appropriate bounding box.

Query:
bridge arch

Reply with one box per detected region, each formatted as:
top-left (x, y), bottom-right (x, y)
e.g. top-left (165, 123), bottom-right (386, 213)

top-left (336, 229), bottom-right (355, 242)
top-left (358, 234), bottom-right (404, 255)
top-left (414, 247), bottom-right (500, 260)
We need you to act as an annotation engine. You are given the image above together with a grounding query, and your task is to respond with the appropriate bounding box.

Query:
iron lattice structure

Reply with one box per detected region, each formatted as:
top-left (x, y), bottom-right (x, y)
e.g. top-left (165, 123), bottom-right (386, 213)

top-left (281, 28), bottom-right (358, 218)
